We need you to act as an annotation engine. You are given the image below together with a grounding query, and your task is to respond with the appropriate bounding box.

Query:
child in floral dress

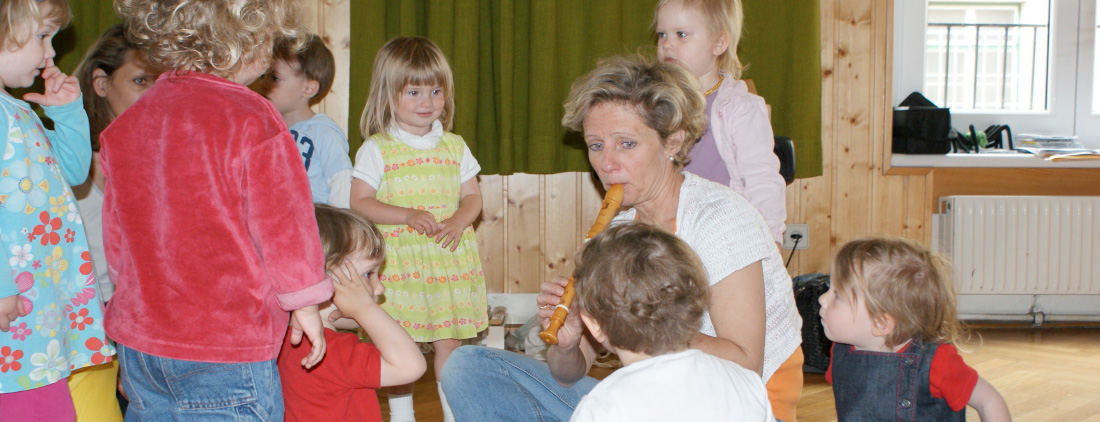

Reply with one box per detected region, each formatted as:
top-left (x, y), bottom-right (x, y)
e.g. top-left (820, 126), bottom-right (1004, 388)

top-left (351, 36), bottom-right (487, 422)
top-left (0, 1), bottom-right (113, 421)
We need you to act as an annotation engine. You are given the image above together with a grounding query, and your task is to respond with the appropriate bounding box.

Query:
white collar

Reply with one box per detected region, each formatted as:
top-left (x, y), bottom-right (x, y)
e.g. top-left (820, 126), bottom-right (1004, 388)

top-left (389, 120), bottom-right (444, 143)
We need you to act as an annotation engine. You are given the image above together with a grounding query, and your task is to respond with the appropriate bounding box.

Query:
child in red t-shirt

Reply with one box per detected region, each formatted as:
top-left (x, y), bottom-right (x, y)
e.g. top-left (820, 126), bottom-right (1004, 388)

top-left (820, 236), bottom-right (1011, 421)
top-left (278, 204), bottom-right (427, 422)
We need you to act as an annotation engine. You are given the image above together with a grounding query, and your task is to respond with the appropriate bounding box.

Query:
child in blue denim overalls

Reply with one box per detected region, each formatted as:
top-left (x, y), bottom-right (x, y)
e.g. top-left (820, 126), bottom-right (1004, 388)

top-left (818, 237), bottom-right (1011, 421)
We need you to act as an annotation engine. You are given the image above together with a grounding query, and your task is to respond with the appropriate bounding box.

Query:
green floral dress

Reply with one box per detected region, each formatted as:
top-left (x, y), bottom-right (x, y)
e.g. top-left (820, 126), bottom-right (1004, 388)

top-left (370, 131), bottom-right (486, 342)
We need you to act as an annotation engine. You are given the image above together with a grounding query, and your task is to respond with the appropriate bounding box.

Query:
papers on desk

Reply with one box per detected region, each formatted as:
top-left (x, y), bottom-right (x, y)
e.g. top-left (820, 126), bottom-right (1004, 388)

top-left (1016, 147), bottom-right (1100, 161)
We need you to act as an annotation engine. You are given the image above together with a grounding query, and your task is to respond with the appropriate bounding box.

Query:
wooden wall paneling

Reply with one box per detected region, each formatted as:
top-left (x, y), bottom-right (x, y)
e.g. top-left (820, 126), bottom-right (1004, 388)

top-left (318, 0), bottom-right (351, 134)
top-left (543, 173), bottom-right (581, 284)
top-left (505, 174), bottom-right (543, 293)
top-left (930, 168), bottom-right (1100, 202)
top-left (869, 0), bottom-right (906, 239)
top-left (833, 0), bottom-right (876, 252)
top-left (474, 175), bottom-right (505, 293)
top-left (783, 180), bottom-right (802, 275)
top-left (304, 0), bottom-right (351, 134)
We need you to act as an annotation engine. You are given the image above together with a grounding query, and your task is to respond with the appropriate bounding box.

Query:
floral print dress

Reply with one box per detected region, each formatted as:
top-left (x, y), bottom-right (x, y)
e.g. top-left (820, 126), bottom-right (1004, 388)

top-left (0, 93), bottom-right (113, 393)
top-left (370, 131), bottom-right (487, 342)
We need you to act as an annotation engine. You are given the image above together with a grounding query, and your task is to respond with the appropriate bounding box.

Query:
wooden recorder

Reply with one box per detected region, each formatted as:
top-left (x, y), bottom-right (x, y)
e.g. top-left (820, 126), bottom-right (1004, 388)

top-left (538, 184), bottom-right (624, 345)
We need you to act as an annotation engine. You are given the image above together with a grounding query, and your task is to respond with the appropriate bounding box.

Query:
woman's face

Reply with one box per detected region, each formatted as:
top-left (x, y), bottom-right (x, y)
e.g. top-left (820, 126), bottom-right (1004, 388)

top-left (93, 50), bottom-right (155, 120)
top-left (583, 103), bottom-right (683, 209)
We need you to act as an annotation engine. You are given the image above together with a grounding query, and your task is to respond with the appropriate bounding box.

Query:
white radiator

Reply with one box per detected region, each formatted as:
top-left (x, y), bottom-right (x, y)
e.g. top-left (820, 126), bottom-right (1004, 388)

top-left (934, 196), bottom-right (1100, 320)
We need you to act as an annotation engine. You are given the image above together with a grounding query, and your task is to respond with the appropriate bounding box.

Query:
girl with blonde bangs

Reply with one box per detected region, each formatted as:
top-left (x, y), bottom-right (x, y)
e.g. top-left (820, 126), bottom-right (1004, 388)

top-left (114, 0), bottom-right (305, 78)
top-left (820, 237), bottom-right (1010, 421)
top-left (102, 1), bottom-right (332, 420)
top-left (351, 36), bottom-right (484, 422)
top-left (360, 36), bottom-right (455, 137)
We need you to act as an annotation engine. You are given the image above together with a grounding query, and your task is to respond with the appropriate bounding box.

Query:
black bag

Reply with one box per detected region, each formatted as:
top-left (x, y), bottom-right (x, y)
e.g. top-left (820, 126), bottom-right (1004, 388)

top-left (893, 92), bottom-right (952, 154)
top-left (792, 273), bottom-right (833, 373)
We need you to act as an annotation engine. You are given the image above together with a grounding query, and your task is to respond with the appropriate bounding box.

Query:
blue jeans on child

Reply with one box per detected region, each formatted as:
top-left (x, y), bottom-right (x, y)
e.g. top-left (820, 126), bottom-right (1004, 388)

top-left (117, 344), bottom-right (283, 421)
top-left (440, 345), bottom-right (599, 422)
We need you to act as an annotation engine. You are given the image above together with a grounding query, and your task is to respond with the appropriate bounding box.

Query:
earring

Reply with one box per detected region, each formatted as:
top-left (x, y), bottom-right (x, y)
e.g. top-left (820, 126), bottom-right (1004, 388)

top-left (668, 156), bottom-right (675, 161)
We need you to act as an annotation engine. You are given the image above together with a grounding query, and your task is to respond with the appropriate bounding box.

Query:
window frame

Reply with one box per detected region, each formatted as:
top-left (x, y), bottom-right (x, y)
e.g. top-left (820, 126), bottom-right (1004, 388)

top-left (894, 0), bottom-right (1098, 147)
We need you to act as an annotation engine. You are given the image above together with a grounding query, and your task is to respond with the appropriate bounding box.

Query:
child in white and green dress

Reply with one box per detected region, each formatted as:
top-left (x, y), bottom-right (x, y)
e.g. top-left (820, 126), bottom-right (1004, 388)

top-left (350, 36), bottom-right (486, 422)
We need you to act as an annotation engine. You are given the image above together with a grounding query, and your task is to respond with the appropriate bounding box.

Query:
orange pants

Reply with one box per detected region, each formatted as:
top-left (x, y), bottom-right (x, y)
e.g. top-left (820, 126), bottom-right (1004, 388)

top-left (766, 346), bottom-right (804, 422)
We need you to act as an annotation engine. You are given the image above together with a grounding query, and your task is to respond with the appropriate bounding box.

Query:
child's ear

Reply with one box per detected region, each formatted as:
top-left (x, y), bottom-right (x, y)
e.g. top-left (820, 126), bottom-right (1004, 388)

top-left (303, 80), bottom-right (319, 99)
top-left (579, 313), bottom-right (608, 345)
top-left (871, 314), bottom-right (896, 338)
top-left (92, 68), bottom-right (110, 98)
top-left (711, 33), bottom-right (730, 57)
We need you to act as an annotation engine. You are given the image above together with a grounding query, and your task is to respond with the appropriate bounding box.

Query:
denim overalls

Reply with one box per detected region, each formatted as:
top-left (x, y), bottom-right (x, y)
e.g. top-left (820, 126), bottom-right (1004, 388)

top-left (830, 340), bottom-right (965, 421)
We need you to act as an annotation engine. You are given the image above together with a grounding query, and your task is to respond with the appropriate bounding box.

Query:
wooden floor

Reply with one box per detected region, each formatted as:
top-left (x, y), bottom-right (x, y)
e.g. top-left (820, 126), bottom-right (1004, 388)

top-left (380, 327), bottom-right (1100, 421)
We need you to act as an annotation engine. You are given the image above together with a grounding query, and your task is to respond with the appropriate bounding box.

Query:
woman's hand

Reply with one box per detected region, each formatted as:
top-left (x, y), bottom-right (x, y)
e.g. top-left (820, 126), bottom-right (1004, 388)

top-left (537, 276), bottom-right (585, 350)
top-left (405, 209), bottom-right (439, 236)
top-left (23, 60), bottom-right (80, 107)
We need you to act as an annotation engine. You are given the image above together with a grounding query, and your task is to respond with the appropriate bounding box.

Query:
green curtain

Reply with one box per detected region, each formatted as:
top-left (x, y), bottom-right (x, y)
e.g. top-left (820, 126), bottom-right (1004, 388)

top-left (350, 0), bottom-right (822, 177)
top-left (740, 0), bottom-right (822, 177)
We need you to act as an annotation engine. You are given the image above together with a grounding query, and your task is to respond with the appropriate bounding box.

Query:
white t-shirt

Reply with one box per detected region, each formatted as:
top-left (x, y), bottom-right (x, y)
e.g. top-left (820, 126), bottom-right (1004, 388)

top-left (352, 120), bottom-right (481, 190)
top-left (570, 349), bottom-right (775, 422)
top-left (613, 172), bottom-right (802, 382)
top-left (73, 181), bottom-right (112, 301)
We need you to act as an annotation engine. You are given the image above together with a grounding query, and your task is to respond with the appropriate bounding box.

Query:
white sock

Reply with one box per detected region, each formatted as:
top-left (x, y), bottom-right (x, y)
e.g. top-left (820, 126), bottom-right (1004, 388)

top-left (437, 381), bottom-right (455, 422)
top-left (388, 392), bottom-right (415, 422)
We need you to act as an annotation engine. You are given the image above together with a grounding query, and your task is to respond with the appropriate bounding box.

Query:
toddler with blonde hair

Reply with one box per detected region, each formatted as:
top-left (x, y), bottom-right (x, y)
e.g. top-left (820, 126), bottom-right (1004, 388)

top-left (821, 237), bottom-right (1011, 421)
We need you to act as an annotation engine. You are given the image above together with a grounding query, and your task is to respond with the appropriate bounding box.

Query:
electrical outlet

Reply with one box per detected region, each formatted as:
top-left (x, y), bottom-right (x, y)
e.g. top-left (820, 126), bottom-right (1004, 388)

top-left (783, 224), bottom-right (809, 250)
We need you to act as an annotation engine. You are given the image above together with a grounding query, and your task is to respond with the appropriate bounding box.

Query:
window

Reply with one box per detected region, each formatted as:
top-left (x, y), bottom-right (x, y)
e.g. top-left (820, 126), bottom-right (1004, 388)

top-left (894, 0), bottom-right (1099, 147)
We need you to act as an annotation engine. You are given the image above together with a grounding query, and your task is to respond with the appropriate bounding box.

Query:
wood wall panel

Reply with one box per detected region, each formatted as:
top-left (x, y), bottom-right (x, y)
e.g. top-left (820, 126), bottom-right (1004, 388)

top-left (304, 0), bottom-right (351, 134)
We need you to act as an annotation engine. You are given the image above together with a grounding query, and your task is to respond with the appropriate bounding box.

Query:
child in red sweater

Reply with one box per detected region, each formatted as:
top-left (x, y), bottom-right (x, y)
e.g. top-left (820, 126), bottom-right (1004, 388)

top-left (279, 205), bottom-right (426, 421)
top-left (101, 1), bottom-right (329, 420)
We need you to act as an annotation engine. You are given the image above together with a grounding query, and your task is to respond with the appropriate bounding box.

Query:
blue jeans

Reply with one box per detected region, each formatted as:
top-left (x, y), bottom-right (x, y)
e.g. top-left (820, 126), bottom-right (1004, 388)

top-left (117, 344), bottom-right (283, 421)
top-left (440, 346), bottom-right (599, 422)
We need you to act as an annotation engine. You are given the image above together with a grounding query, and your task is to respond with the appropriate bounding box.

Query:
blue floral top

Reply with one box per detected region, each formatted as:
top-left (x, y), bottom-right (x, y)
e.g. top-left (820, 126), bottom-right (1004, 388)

top-left (0, 92), bottom-right (113, 393)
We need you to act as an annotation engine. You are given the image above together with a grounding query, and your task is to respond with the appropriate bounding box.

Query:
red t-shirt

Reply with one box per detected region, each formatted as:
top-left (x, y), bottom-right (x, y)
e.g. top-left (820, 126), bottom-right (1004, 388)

top-left (277, 327), bottom-right (383, 422)
top-left (826, 342), bottom-right (978, 411)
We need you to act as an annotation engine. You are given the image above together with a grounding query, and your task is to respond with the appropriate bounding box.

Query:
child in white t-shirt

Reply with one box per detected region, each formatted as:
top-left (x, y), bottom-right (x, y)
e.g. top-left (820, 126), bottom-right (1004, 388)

top-left (569, 222), bottom-right (775, 422)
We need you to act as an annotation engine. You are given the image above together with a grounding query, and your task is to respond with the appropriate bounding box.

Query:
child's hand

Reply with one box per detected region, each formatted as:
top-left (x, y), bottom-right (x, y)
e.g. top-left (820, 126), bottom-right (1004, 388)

top-left (23, 60), bottom-right (81, 107)
top-left (290, 305), bottom-right (326, 369)
top-left (406, 210), bottom-right (439, 236)
top-left (0, 294), bottom-right (28, 332)
top-left (330, 260), bottom-right (383, 320)
top-left (434, 217), bottom-right (467, 252)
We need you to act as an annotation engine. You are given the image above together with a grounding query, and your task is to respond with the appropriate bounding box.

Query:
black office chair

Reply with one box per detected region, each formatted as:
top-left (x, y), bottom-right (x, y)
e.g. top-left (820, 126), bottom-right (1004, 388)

top-left (774, 136), bottom-right (795, 185)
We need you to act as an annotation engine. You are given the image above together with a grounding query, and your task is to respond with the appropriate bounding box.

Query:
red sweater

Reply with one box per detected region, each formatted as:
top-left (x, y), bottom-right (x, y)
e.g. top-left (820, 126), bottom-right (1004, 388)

top-left (101, 71), bottom-right (332, 362)
top-left (278, 327), bottom-right (382, 422)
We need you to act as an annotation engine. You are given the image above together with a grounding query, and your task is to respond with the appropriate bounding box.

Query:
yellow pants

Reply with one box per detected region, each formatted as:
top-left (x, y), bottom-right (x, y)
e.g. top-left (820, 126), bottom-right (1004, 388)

top-left (68, 360), bottom-right (123, 422)
top-left (766, 346), bottom-right (804, 422)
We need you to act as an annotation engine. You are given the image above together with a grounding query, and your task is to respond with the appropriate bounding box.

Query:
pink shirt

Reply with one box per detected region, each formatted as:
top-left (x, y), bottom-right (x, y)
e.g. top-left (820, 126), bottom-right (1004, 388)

top-left (704, 74), bottom-right (787, 243)
top-left (101, 71), bottom-right (332, 362)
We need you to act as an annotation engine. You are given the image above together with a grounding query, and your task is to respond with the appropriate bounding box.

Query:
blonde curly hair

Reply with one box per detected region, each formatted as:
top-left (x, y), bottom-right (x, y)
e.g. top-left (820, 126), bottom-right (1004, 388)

top-left (0, 0), bottom-right (71, 51)
top-left (114, 0), bottom-right (305, 79)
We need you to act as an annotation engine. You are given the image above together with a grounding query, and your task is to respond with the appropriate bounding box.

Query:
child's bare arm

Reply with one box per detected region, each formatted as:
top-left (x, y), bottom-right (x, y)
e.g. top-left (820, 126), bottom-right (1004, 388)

top-left (434, 178), bottom-right (482, 251)
top-left (289, 306), bottom-right (326, 369)
top-left (331, 261), bottom-right (426, 387)
top-left (969, 376), bottom-right (1011, 422)
top-left (350, 179), bottom-right (439, 235)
